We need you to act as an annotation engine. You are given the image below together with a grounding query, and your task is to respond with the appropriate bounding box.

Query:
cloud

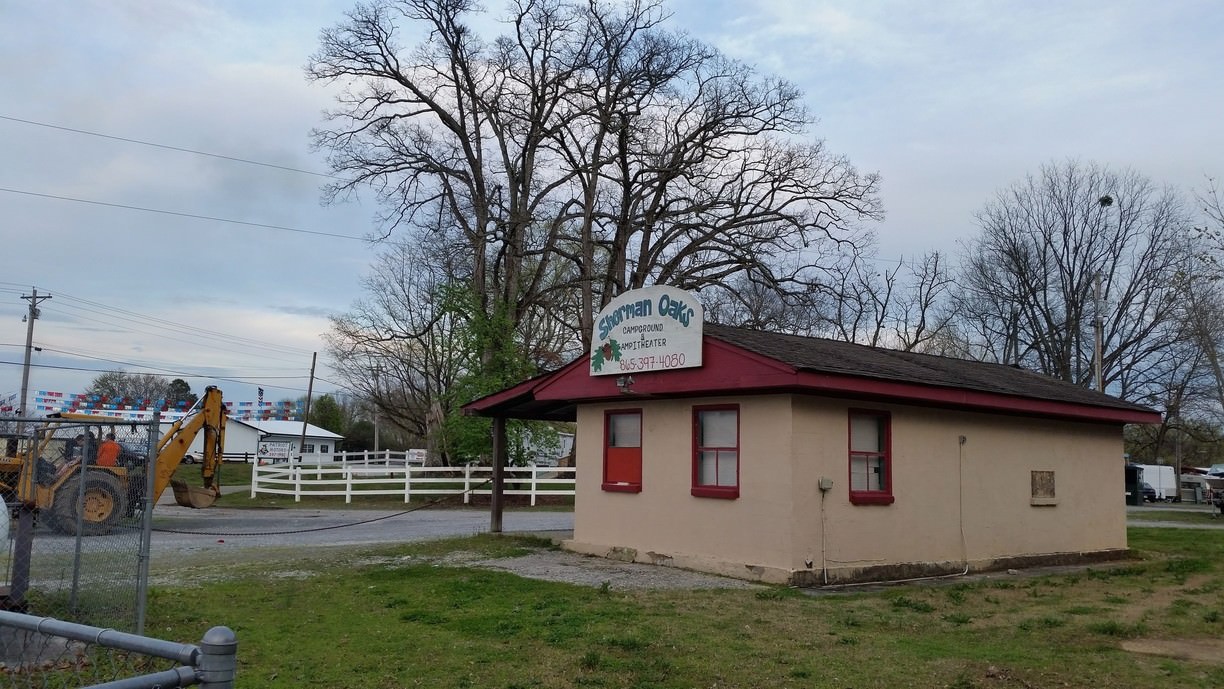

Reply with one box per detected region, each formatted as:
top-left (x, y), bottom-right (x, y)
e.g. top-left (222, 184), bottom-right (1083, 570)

top-left (268, 304), bottom-right (338, 319)
top-left (4, 0), bottom-right (1223, 401)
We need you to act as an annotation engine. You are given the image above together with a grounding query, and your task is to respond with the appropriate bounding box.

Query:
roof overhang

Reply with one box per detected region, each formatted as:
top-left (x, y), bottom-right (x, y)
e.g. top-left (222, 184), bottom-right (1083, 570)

top-left (463, 337), bottom-right (1162, 426)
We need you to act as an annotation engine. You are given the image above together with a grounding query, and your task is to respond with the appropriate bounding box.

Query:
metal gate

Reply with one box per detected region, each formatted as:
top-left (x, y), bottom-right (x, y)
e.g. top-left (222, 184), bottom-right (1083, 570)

top-left (2, 417), bottom-right (160, 633)
top-left (0, 610), bottom-right (236, 688)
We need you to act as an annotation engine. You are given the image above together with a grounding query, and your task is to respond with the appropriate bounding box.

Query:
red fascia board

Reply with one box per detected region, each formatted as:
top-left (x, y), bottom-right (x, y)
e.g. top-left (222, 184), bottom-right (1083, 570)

top-left (466, 337), bottom-right (1160, 425)
top-left (793, 370), bottom-right (1161, 425)
top-left (533, 338), bottom-right (795, 401)
top-left (461, 366), bottom-right (571, 415)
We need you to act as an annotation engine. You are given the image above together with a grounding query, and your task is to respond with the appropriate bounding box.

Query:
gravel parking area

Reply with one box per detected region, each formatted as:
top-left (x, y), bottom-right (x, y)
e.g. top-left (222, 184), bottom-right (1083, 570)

top-left (448, 548), bottom-right (764, 591)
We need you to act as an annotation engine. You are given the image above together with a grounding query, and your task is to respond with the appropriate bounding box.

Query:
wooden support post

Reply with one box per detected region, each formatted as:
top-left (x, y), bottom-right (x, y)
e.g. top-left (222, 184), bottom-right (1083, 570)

top-left (491, 416), bottom-right (506, 533)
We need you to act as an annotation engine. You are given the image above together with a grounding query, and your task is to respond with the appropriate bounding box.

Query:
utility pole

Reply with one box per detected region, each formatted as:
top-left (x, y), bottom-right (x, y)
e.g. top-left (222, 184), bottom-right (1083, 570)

top-left (11, 288), bottom-right (50, 609)
top-left (296, 352), bottom-right (317, 461)
top-left (19, 288), bottom-right (51, 424)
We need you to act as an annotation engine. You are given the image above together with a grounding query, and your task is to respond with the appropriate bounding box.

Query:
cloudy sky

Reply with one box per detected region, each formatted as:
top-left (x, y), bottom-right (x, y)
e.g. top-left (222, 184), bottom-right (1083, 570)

top-left (1, 0), bottom-right (1221, 413)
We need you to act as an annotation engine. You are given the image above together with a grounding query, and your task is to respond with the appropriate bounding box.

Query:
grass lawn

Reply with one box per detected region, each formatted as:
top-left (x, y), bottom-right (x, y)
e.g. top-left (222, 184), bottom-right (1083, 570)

top-left (142, 526), bottom-right (1224, 689)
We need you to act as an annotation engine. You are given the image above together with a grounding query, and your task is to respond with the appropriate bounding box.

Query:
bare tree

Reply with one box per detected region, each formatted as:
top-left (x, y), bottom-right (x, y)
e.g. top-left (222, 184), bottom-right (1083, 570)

top-left (309, 0), bottom-right (882, 356)
top-left (554, 14), bottom-right (882, 343)
top-left (324, 240), bottom-right (470, 462)
top-left (954, 161), bottom-right (1195, 402)
top-left (310, 0), bottom-right (587, 372)
top-left (1182, 176), bottom-right (1224, 418)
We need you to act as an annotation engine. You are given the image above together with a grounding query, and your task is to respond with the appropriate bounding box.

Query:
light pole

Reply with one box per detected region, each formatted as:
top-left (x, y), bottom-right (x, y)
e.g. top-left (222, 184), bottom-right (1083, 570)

top-left (1094, 195), bottom-right (1113, 393)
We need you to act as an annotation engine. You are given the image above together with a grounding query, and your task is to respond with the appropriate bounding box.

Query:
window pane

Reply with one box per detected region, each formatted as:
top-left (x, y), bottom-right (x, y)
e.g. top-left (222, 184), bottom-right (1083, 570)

top-left (850, 415), bottom-right (882, 453)
top-left (608, 413), bottom-right (641, 448)
top-left (698, 451), bottom-right (718, 485)
top-left (868, 455), bottom-right (885, 491)
top-left (717, 451), bottom-right (737, 486)
top-left (699, 409), bottom-right (737, 447)
top-left (851, 456), bottom-right (869, 491)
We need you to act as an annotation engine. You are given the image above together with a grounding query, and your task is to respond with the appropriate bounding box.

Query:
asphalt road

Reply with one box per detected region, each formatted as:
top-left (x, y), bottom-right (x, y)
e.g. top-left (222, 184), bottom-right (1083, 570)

top-left (139, 501), bottom-right (1220, 557)
top-left (148, 503), bottom-right (575, 556)
top-left (143, 501), bottom-right (1216, 555)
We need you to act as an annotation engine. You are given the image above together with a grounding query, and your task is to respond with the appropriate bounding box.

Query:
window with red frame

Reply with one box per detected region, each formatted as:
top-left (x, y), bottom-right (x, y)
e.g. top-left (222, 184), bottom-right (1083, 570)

top-left (692, 405), bottom-right (739, 498)
top-left (848, 410), bottom-right (893, 505)
top-left (603, 410), bottom-right (642, 492)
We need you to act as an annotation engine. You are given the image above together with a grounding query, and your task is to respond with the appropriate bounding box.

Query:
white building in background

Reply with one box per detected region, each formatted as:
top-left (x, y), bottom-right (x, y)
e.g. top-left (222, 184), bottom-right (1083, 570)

top-left (160, 418), bottom-right (344, 463)
top-left (249, 420), bottom-right (345, 462)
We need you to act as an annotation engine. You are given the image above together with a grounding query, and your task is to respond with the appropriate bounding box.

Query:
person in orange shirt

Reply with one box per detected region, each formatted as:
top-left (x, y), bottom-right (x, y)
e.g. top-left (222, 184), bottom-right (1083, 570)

top-left (96, 433), bottom-right (121, 467)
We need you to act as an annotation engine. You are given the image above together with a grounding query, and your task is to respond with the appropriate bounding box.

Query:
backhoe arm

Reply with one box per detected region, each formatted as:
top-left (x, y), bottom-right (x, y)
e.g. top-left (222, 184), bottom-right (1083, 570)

top-left (154, 386), bottom-right (226, 505)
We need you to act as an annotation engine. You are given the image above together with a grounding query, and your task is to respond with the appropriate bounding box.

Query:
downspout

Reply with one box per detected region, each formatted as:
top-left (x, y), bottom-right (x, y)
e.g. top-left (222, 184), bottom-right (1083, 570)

top-left (818, 476), bottom-right (834, 585)
top-left (819, 435), bottom-right (970, 589)
top-left (956, 434), bottom-right (970, 576)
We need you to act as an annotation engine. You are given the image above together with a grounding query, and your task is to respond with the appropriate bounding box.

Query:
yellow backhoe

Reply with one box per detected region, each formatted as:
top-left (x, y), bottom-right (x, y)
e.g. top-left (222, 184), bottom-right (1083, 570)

top-left (0, 386), bottom-right (227, 535)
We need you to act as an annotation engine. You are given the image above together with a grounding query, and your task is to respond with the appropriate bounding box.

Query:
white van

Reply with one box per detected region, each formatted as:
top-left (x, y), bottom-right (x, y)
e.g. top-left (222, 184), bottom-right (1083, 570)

top-left (1136, 464), bottom-right (1177, 502)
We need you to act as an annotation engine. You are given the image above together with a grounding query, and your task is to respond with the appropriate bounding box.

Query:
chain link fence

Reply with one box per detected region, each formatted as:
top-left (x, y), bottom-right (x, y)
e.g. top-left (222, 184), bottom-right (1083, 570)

top-left (2, 417), bottom-right (159, 634)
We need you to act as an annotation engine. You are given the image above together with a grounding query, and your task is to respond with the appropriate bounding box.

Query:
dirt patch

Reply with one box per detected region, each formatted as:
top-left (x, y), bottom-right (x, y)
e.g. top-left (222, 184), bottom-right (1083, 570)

top-left (456, 550), bottom-right (763, 591)
top-left (352, 549), bottom-right (763, 591)
top-left (1121, 638), bottom-right (1224, 664)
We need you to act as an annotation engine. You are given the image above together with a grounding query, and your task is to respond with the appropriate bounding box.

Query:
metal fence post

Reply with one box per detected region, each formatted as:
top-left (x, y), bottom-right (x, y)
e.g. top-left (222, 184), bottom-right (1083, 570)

top-left (136, 415), bottom-right (159, 635)
top-left (196, 626), bottom-right (238, 689)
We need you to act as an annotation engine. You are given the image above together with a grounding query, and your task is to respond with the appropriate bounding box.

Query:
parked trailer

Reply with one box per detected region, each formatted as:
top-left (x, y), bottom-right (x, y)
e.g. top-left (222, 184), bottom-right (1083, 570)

top-left (1136, 464), bottom-right (1178, 502)
top-left (1180, 474), bottom-right (1223, 504)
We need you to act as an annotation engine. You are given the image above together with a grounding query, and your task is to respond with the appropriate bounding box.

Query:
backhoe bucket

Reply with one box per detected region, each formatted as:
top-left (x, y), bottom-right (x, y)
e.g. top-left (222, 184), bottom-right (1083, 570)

top-left (171, 480), bottom-right (220, 509)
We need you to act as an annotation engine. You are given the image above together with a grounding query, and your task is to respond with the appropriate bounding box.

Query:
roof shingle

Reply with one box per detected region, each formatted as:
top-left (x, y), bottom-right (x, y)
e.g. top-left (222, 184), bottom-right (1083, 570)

top-left (704, 323), bottom-right (1155, 414)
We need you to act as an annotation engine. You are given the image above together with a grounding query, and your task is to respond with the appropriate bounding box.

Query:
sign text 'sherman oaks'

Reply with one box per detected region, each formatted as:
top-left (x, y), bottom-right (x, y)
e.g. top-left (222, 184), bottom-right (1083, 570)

top-left (590, 286), bottom-right (704, 376)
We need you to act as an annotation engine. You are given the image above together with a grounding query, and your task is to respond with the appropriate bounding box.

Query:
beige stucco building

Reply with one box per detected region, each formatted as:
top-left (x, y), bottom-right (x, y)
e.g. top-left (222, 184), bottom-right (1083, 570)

top-left (467, 323), bottom-right (1160, 586)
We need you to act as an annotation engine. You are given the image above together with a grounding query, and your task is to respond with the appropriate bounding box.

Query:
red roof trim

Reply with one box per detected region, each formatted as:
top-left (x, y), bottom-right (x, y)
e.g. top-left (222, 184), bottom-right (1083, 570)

top-left (464, 336), bottom-right (1162, 425)
top-left (461, 362), bottom-right (582, 415)
top-left (792, 370), bottom-right (1161, 425)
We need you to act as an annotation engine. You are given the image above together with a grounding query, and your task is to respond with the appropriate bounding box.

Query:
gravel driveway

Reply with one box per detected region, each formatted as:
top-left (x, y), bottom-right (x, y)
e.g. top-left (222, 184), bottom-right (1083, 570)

top-left (147, 505), bottom-right (757, 590)
top-left (145, 503), bottom-right (1200, 591)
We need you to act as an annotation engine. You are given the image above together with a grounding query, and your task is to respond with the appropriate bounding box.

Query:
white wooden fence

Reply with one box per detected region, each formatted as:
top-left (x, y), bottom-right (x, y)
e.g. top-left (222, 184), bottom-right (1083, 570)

top-left (248, 459), bottom-right (575, 506)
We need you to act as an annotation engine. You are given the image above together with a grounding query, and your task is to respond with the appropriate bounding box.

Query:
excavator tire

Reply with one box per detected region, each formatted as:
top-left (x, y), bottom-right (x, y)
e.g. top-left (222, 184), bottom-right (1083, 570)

top-left (50, 473), bottom-right (128, 536)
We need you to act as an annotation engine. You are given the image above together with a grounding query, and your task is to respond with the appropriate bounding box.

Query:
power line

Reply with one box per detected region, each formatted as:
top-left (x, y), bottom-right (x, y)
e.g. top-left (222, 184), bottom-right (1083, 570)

top-left (0, 114), bottom-right (342, 180)
top-left (44, 304), bottom-right (311, 367)
top-left (2, 282), bottom-right (321, 362)
top-left (0, 187), bottom-right (366, 241)
top-left (32, 346), bottom-right (308, 381)
top-left (2, 286), bottom-right (340, 395)
top-left (49, 293), bottom-right (316, 358)
top-left (0, 360), bottom-right (322, 394)
top-left (1, 282), bottom-right (317, 358)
